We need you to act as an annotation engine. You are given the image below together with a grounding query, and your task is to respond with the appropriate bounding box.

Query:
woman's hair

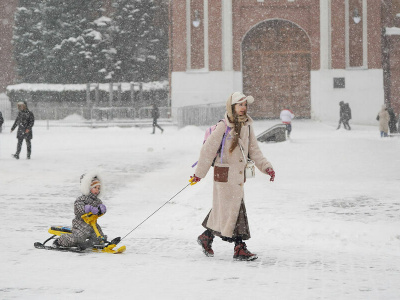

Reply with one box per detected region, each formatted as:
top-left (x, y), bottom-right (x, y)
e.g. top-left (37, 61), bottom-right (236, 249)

top-left (229, 104), bottom-right (241, 153)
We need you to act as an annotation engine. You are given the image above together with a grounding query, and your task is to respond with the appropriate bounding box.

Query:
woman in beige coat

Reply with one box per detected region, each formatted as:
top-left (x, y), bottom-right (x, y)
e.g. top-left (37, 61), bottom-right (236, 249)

top-left (190, 92), bottom-right (275, 261)
top-left (377, 105), bottom-right (390, 137)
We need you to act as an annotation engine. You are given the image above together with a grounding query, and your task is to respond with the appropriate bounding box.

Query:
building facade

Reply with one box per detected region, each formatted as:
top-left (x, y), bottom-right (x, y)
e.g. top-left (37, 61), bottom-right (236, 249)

top-left (169, 0), bottom-right (400, 124)
top-left (0, 1), bottom-right (17, 93)
top-left (1, 1), bottom-right (400, 124)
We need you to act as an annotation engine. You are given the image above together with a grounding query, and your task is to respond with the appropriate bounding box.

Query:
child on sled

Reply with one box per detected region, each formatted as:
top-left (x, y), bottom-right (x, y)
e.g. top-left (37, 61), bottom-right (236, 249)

top-left (54, 171), bottom-right (107, 250)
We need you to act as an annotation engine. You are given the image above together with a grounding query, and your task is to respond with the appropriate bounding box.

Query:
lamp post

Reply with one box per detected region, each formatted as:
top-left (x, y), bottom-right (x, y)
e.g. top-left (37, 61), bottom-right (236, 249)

top-left (353, 8), bottom-right (361, 24)
top-left (192, 9), bottom-right (201, 27)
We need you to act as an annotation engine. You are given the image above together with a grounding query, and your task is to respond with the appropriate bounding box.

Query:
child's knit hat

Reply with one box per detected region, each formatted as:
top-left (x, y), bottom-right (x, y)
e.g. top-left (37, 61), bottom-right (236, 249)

top-left (80, 171), bottom-right (104, 197)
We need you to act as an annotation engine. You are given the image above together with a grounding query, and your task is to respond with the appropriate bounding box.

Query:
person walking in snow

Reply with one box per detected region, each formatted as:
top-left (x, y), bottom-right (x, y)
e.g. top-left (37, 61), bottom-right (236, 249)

top-left (190, 91), bottom-right (275, 261)
top-left (151, 103), bottom-right (164, 134)
top-left (387, 106), bottom-right (397, 134)
top-left (377, 104), bottom-right (390, 137)
top-left (0, 111), bottom-right (3, 133)
top-left (280, 108), bottom-right (295, 137)
top-left (11, 101), bottom-right (34, 159)
top-left (53, 171), bottom-right (108, 250)
top-left (337, 101), bottom-right (351, 130)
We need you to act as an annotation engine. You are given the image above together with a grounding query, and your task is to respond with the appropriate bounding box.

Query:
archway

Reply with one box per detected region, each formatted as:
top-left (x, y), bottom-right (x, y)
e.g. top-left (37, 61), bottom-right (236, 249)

top-left (242, 20), bottom-right (311, 118)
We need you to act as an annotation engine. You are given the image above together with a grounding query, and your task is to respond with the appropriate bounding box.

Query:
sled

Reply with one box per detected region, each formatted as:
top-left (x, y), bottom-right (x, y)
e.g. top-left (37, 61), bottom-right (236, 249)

top-left (256, 124), bottom-right (287, 143)
top-left (34, 212), bottom-right (126, 254)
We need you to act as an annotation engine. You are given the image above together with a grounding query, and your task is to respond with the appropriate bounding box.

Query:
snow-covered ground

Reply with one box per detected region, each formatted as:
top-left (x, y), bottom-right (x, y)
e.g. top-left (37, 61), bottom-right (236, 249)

top-left (1, 120), bottom-right (399, 299)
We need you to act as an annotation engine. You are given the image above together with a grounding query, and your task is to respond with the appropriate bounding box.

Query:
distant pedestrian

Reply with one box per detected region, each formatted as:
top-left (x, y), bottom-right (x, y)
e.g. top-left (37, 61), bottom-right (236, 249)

top-left (0, 111), bottom-right (3, 133)
top-left (387, 106), bottom-right (397, 134)
top-left (376, 104), bottom-right (390, 137)
top-left (280, 108), bottom-right (295, 138)
top-left (398, 115), bottom-right (400, 134)
top-left (10, 101), bottom-right (34, 159)
top-left (151, 104), bottom-right (164, 134)
top-left (337, 101), bottom-right (351, 130)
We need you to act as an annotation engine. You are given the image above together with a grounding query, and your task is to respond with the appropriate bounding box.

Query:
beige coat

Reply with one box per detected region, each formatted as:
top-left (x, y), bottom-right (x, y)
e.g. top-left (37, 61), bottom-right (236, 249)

top-left (195, 113), bottom-right (273, 238)
top-left (378, 106), bottom-right (390, 133)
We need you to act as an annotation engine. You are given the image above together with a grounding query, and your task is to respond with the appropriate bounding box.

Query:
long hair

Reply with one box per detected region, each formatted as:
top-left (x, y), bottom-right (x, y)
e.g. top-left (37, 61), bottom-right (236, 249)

top-left (229, 105), bottom-right (242, 153)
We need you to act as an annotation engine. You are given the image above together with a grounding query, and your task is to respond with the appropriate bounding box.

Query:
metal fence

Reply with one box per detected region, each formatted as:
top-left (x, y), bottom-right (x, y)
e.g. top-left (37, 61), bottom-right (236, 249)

top-left (0, 94), bottom-right (11, 120)
top-left (2, 96), bottom-right (231, 129)
top-left (0, 105), bottom-right (174, 129)
top-left (176, 103), bottom-right (226, 127)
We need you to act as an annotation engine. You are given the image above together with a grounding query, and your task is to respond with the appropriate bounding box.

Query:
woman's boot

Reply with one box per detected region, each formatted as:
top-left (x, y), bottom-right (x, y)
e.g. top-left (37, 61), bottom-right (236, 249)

top-left (233, 240), bottom-right (258, 261)
top-left (197, 230), bottom-right (214, 257)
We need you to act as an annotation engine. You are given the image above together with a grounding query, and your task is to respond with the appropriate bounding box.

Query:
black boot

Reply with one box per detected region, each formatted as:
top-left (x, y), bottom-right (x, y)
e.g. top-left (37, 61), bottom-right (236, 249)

top-left (12, 154), bottom-right (19, 159)
top-left (77, 239), bottom-right (94, 251)
top-left (52, 239), bottom-right (61, 248)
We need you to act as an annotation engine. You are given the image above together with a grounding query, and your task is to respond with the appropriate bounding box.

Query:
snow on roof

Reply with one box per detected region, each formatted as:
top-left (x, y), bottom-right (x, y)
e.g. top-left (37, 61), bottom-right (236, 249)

top-left (86, 29), bottom-right (102, 41)
top-left (94, 16), bottom-right (112, 26)
top-left (6, 81), bottom-right (169, 93)
top-left (385, 27), bottom-right (400, 35)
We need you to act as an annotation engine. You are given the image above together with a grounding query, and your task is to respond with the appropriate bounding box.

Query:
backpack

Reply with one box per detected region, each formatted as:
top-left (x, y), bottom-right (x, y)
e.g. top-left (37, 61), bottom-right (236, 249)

top-left (192, 120), bottom-right (231, 168)
top-left (344, 103), bottom-right (352, 119)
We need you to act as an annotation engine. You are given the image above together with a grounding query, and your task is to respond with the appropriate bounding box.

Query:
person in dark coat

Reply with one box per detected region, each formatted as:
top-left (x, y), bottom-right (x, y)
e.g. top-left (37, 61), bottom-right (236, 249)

top-left (337, 101), bottom-right (351, 130)
top-left (387, 106), bottom-right (397, 134)
top-left (0, 111), bottom-right (3, 133)
top-left (10, 101), bottom-right (35, 159)
top-left (151, 104), bottom-right (164, 134)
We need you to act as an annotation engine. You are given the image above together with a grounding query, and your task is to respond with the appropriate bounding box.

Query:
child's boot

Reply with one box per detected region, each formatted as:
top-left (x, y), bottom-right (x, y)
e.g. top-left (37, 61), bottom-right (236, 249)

top-left (52, 239), bottom-right (61, 248)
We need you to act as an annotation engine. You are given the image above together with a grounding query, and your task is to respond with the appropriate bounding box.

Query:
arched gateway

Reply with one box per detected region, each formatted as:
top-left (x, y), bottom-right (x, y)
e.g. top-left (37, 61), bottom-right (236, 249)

top-left (242, 20), bottom-right (311, 119)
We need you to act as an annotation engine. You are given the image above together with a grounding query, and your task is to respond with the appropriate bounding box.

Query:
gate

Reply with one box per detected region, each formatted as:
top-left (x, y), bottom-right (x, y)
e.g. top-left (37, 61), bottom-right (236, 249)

top-left (242, 20), bottom-right (311, 118)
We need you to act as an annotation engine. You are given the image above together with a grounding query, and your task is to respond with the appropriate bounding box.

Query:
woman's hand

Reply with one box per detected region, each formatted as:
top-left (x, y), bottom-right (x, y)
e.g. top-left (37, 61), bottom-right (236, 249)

top-left (266, 168), bottom-right (275, 182)
top-left (189, 174), bottom-right (201, 185)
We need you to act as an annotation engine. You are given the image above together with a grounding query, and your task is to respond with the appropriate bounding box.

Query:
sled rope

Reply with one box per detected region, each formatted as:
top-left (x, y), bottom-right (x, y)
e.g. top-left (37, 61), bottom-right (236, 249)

top-left (120, 183), bottom-right (191, 241)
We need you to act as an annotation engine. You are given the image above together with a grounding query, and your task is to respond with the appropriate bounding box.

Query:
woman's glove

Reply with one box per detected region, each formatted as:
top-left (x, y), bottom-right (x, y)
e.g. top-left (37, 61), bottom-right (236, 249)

top-left (99, 204), bottom-right (107, 214)
top-left (189, 174), bottom-right (201, 185)
top-left (266, 168), bottom-right (275, 182)
top-left (84, 205), bottom-right (99, 215)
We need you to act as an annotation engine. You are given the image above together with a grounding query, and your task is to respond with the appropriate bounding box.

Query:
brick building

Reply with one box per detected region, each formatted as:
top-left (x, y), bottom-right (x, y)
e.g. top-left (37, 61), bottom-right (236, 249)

top-left (0, 1), bottom-right (17, 93)
top-left (1, 1), bottom-right (400, 124)
top-left (169, 0), bottom-right (400, 124)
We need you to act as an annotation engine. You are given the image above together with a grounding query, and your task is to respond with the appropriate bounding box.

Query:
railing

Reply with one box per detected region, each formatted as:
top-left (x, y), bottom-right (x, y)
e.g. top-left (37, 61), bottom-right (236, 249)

top-left (177, 103), bottom-right (225, 127)
top-left (1, 106), bottom-right (174, 129)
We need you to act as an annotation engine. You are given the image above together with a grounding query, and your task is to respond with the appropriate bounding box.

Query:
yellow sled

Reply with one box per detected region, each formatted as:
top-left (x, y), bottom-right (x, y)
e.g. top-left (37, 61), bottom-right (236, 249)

top-left (38, 213), bottom-right (126, 254)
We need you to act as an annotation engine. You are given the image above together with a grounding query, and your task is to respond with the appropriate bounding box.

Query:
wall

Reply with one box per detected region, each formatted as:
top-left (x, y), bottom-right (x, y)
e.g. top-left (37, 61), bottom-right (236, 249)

top-left (171, 71), bottom-right (242, 108)
top-left (311, 69), bottom-right (384, 125)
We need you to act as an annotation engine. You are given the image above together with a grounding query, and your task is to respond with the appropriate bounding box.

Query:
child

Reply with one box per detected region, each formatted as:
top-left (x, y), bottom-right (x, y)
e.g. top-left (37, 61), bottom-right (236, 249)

top-left (54, 171), bottom-right (107, 250)
top-left (280, 108), bottom-right (295, 137)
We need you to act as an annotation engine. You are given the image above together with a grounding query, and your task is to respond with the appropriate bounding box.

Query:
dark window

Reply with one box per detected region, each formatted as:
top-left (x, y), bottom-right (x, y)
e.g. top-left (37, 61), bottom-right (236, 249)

top-left (333, 77), bottom-right (345, 88)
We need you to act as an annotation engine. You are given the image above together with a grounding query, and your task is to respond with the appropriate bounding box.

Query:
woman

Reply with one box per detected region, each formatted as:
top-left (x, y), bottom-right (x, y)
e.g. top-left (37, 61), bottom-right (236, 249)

top-left (190, 92), bottom-right (275, 261)
top-left (11, 101), bottom-right (34, 159)
top-left (377, 105), bottom-right (390, 137)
